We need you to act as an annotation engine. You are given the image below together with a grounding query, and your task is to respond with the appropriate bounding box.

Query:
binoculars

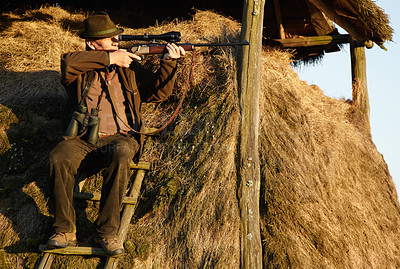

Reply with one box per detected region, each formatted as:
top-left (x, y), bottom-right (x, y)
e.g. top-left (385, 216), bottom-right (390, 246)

top-left (65, 105), bottom-right (100, 144)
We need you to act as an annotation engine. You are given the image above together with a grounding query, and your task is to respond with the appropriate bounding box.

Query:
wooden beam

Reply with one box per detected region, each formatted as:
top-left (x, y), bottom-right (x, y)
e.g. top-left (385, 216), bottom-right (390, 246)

top-left (39, 245), bottom-right (107, 256)
top-left (350, 41), bottom-right (370, 127)
top-left (238, 0), bottom-right (265, 268)
top-left (267, 34), bottom-right (351, 48)
top-left (307, 0), bottom-right (367, 43)
top-left (305, 0), bottom-right (336, 35)
top-left (273, 0), bottom-right (285, 39)
top-left (73, 192), bottom-right (138, 205)
top-left (117, 169), bottom-right (146, 242)
top-left (130, 161), bottom-right (151, 170)
top-left (37, 253), bottom-right (53, 269)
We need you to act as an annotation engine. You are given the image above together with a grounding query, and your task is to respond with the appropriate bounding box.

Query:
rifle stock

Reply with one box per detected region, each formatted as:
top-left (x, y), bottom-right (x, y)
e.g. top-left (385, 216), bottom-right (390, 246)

top-left (128, 41), bottom-right (250, 56)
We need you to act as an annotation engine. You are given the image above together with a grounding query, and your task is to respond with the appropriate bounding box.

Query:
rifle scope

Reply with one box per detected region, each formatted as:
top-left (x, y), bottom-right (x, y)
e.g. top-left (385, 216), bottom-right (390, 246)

top-left (118, 31), bottom-right (181, 42)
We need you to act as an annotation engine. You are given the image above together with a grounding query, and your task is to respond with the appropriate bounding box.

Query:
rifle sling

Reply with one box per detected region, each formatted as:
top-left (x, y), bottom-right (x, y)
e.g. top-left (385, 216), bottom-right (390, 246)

top-left (106, 50), bottom-right (196, 136)
top-left (80, 70), bottom-right (95, 107)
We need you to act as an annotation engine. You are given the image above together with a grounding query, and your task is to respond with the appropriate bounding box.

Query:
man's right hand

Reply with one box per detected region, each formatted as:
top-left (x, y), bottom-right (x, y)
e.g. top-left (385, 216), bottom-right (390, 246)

top-left (109, 49), bottom-right (141, 68)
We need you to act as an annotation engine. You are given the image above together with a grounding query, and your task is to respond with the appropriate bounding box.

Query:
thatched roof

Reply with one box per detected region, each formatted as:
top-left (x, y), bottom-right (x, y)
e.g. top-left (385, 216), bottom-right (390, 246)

top-left (266, 0), bottom-right (392, 42)
top-left (264, 0), bottom-right (393, 59)
top-left (313, 0), bottom-right (392, 43)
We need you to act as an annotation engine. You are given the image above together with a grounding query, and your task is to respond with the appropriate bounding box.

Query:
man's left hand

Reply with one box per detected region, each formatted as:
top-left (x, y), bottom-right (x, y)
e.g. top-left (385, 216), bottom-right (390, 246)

top-left (163, 43), bottom-right (186, 60)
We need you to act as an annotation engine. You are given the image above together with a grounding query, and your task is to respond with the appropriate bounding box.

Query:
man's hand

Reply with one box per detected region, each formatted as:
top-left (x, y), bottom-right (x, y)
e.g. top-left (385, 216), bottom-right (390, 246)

top-left (163, 43), bottom-right (186, 60)
top-left (109, 49), bottom-right (141, 67)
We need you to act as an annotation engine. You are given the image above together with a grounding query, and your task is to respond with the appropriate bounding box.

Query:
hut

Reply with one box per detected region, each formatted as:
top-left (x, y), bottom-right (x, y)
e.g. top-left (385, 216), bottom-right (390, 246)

top-left (258, 0), bottom-right (393, 128)
top-left (263, 0), bottom-right (392, 53)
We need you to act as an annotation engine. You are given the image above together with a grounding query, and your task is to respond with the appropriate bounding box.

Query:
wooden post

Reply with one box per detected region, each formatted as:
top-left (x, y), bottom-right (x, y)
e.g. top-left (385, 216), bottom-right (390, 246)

top-left (37, 253), bottom-right (54, 269)
top-left (350, 41), bottom-right (370, 127)
top-left (273, 0), bottom-right (285, 39)
top-left (238, 0), bottom-right (265, 268)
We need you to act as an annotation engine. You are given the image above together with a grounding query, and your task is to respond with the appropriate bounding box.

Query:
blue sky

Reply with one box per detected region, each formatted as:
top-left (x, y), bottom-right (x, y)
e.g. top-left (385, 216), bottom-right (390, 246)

top-left (296, 0), bottom-right (400, 197)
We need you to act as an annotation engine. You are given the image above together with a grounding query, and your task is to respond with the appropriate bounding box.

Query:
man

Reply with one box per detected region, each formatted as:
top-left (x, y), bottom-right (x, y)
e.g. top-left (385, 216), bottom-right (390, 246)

top-left (47, 11), bottom-right (185, 256)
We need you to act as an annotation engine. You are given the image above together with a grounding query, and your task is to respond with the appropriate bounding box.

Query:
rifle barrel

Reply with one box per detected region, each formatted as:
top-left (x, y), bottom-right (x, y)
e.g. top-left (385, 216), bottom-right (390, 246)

top-left (181, 40), bottom-right (250, 47)
top-left (129, 40), bottom-right (250, 55)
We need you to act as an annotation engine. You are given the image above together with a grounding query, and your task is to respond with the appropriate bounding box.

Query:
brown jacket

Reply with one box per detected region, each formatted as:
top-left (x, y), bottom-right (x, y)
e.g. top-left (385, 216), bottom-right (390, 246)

top-left (60, 50), bottom-right (178, 153)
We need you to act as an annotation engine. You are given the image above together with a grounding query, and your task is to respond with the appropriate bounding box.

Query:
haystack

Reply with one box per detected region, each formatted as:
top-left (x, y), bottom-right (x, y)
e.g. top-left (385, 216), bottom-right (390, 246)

top-left (0, 6), bottom-right (399, 268)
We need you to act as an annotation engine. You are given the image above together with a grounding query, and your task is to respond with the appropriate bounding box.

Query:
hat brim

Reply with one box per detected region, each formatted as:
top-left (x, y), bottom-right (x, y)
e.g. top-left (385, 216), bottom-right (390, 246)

top-left (80, 27), bottom-right (124, 39)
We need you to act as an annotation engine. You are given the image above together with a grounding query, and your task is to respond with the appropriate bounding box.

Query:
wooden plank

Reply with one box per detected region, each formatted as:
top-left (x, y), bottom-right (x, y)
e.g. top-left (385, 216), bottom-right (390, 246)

top-left (72, 161), bottom-right (149, 195)
top-left (73, 161), bottom-right (150, 203)
top-left (350, 40), bottom-right (370, 127)
top-left (39, 245), bottom-right (107, 256)
top-left (130, 161), bottom-right (151, 170)
top-left (238, 0), bottom-right (264, 268)
top-left (73, 192), bottom-right (138, 205)
top-left (267, 34), bottom-right (351, 48)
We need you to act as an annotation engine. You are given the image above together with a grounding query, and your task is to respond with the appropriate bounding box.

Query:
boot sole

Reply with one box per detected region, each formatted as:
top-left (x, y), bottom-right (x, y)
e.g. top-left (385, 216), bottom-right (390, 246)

top-left (47, 240), bottom-right (77, 250)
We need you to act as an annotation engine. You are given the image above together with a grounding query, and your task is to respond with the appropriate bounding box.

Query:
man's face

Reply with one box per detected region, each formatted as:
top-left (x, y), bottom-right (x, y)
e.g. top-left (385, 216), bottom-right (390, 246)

top-left (87, 35), bottom-right (119, 51)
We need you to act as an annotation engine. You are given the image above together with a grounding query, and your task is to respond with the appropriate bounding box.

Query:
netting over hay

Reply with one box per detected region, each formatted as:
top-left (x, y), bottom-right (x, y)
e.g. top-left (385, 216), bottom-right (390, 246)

top-left (0, 6), bottom-right (399, 268)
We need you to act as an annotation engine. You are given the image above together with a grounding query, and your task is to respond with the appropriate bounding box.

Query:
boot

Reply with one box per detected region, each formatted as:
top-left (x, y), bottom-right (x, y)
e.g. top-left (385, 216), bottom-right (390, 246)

top-left (47, 232), bottom-right (77, 249)
top-left (94, 235), bottom-right (124, 256)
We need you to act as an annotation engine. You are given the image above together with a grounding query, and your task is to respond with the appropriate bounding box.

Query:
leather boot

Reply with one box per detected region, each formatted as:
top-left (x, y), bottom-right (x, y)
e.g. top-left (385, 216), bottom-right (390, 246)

top-left (47, 232), bottom-right (77, 249)
top-left (94, 236), bottom-right (124, 256)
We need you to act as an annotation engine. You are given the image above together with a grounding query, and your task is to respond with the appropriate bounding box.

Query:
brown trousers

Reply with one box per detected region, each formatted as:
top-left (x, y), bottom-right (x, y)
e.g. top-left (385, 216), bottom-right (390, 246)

top-left (49, 134), bottom-right (139, 238)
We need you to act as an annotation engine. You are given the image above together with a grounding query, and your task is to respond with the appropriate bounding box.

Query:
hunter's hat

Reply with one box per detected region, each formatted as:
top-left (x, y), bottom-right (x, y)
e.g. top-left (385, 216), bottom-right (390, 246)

top-left (80, 11), bottom-right (124, 39)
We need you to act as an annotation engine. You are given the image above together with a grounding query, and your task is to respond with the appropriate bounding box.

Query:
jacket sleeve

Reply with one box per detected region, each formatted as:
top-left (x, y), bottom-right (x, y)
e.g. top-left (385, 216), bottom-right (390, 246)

top-left (132, 59), bottom-right (178, 103)
top-left (61, 51), bottom-right (110, 86)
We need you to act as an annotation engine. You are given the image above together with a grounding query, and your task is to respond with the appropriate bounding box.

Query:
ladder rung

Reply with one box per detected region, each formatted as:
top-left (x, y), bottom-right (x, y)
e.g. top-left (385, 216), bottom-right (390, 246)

top-left (73, 192), bottom-right (138, 205)
top-left (39, 245), bottom-right (109, 256)
top-left (130, 161), bottom-right (151, 170)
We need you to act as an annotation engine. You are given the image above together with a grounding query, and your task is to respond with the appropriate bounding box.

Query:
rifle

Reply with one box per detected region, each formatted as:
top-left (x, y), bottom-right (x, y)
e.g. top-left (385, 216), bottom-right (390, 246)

top-left (116, 31), bottom-right (249, 135)
top-left (118, 31), bottom-right (250, 56)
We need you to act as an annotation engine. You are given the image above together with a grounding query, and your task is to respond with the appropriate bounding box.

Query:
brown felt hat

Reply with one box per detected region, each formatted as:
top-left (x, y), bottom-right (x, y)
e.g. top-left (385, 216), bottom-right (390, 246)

top-left (80, 12), bottom-right (124, 39)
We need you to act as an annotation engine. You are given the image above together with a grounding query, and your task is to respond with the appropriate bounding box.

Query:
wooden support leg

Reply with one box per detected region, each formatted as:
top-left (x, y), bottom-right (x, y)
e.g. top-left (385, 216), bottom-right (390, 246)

top-left (273, 0), bottom-right (285, 39)
top-left (36, 252), bottom-right (54, 269)
top-left (350, 40), bottom-right (370, 129)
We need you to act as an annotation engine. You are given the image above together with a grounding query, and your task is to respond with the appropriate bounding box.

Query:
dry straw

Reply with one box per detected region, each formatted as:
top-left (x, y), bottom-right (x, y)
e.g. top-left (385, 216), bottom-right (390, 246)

top-left (348, 0), bottom-right (393, 41)
top-left (0, 6), bottom-right (399, 268)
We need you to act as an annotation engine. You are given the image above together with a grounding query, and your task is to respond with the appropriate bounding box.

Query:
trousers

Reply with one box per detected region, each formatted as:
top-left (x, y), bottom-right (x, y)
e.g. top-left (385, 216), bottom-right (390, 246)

top-left (49, 133), bottom-right (140, 238)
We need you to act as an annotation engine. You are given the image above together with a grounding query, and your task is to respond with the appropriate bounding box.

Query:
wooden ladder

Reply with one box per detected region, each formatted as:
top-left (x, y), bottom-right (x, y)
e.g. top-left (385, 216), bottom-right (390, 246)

top-left (37, 136), bottom-right (154, 269)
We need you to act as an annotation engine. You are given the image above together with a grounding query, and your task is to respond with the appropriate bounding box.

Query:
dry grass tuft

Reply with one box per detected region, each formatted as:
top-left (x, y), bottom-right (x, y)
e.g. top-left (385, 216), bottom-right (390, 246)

top-left (0, 6), bottom-right (399, 269)
top-left (0, 6), bottom-right (85, 71)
